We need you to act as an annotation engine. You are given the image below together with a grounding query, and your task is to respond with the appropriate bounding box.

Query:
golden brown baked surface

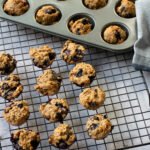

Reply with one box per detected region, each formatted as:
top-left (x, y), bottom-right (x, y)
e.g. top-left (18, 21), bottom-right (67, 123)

top-left (3, 0), bottom-right (29, 16)
top-left (36, 5), bottom-right (61, 25)
top-left (49, 124), bottom-right (76, 149)
top-left (79, 87), bottom-right (106, 110)
top-left (103, 25), bottom-right (127, 44)
top-left (0, 74), bottom-right (23, 101)
top-left (86, 114), bottom-right (113, 140)
top-left (39, 98), bottom-right (69, 122)
top-left (35, 69), bottom-right (62, 96)
top-left (60, 40), bottom-right (86, 64)
top-left (69, 62), bottom-right (96, 87)
top-left (3, 100), bottom-right (30, 126)
top-left (11, 129), bottom-right (40, 150)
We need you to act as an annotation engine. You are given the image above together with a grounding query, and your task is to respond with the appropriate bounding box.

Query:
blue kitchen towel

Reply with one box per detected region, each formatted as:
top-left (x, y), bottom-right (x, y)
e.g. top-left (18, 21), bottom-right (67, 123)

top-left (132, 0), bottom-right (150, 71)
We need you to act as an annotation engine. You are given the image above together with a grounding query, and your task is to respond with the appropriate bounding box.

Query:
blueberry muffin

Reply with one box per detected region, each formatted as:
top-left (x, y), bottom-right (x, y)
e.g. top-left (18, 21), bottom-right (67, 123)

top-left (0, 74), bottom-right (23, 101)
top-left (69, 17), bottom-right (93, 35)
top-left (79, 87), bottom-right (105, 110)
top-left (36, 5), bottom-right (61, 25)
top-left (0, 53), bottom-right (17, 75)
top-left (35, 69), bottom-right (62, 96)
top-left (39, 98), bottom-right (69, 123)
top-left (11, 129), bottom-right (40, 150)
top-left (83, 0), bottom-right (108, 9)
top-left (29, 45), bottom-right (56, 69)
top-left (60, 40), bottom-right (86, 64)
top-left (103, 25), bottom-right (127, 44)
top-left (49, 124), bottom-right (76, 149)
top-left (86, 114), bottom-right (113, 140)
top-left (69, 62), bottom-right (96, 87)
top-left (3, 0), bottom-right (29, 16)
top-left (116, 0), bottom-right (136, 18)
top-left (3, 100), bottom-right (30, 126)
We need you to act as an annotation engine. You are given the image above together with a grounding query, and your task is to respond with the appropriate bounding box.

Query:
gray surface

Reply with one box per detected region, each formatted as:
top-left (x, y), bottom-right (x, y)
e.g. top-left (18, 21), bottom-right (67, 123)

top-left (0, 0), bottom-right (136, 52)
top-left (0, 19), bottom-right (150, 149)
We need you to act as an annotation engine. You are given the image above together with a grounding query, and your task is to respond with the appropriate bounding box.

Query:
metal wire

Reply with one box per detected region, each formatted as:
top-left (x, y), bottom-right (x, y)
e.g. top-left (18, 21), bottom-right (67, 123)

top-left (0, 18), bottom-right (150, 150)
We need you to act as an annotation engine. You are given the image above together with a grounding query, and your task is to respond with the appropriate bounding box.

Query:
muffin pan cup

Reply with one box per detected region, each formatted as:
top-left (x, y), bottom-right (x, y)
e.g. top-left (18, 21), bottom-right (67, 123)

top-left (0, 0), bottom-right (136, 52)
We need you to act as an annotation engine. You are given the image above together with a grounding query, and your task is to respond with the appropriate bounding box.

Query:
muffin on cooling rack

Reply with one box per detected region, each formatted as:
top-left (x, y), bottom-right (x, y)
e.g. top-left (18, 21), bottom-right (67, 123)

top-left (69, 62), bottom-right (96, 87)
top-left (0, 53), bottom-right (17, 75)
top-left (49, 123), bottom-right (76, 149)
top-left (11, 129), bottom-right (40, 150)
top-left (29, 45), bottom-right (56, 69)
top-left (3, 0), bottom-right (29, 16)
top-left (116, 0), bottom-right (136, 18)
top-left (79, 87), bottom-right (106, 110)
top-left (0, 74), bottom-right (23, 101)
top-left (60, 40), bottom-right (86, 64)
top-left (35, 5), bottom-right (61, 25)
top-left (35, 69), bottom-right (62, 96)
top-left (39, 98), bottom-right (69, 123)
top-left (3, 100), bottom-right (30, 126)
top-left (103, 25), bottom-right (127, 44)
top-left (86, 114), bottom-right (113, 140)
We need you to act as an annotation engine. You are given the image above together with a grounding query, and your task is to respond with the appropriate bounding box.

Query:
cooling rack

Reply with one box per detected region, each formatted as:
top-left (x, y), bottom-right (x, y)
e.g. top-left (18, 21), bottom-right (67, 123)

top-left (0, 18), bottom-right (150, 150)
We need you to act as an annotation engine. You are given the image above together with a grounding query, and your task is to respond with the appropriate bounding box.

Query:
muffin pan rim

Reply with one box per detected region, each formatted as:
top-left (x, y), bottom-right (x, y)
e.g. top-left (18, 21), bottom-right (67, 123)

top-left (0, 0), bottom-right (136, 52)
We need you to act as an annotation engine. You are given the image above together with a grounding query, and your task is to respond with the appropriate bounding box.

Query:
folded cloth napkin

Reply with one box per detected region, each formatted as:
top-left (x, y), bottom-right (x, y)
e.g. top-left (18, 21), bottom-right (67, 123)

top-left (132, 0), bottom-right (150, 71)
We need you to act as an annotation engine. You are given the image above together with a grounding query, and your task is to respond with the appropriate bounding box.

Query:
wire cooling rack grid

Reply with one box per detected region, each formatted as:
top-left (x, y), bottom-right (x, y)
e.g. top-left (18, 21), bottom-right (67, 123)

top-left (0, 18), bottom-right (150, 150)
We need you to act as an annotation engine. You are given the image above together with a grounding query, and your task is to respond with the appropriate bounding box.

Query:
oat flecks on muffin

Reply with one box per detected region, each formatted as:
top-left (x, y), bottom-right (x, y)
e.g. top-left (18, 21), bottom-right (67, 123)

top-left (3, 100), bottom-right (30, 126)
top-left (79, 87), bottom-right (106, 110)
top-left (0, 74), bottom-right (23, 101)
top-left (0, 53), bottom-right (17, 75)
top-left (60, 40), bottom-right (86, 64)
top-left (69, 17), bottom-right (93, 35)
top-left (86, 114), bottom-right (113, 140)
top-left (103, 25), bottom-right (127, 44)
top-left (29, 45), bottom-right (56, 69)
top-left (116, 0), bottom-right (136, 18)
top-left (35, 69), bottom-right (62, 96)
top-left (49, 124), bottom-right (76, 149)
top-left (39, 98), bottom-right (69, 123)
top-left (36, 5), bottom-right (61, 25)
top-left (11, 129), bottom-right (40, 150)
top-left (69, 62), bottom-right (96, 87)
top-left (83, 0), bottom-right (108, 9)
top-left (3, 0), bottom-right (29, 16)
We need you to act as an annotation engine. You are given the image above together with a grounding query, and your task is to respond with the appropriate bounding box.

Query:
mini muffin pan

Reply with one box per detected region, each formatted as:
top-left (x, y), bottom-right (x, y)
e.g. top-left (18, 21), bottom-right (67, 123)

top-left (0, 0), bottom-right (136, 52)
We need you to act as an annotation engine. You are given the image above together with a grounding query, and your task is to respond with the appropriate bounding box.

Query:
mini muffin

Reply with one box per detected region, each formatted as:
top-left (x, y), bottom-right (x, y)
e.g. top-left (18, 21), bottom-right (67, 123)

top-left (35, 69), bottom-right (62, 96)
top-left (39, 98), bottom-right (69, 122)
top-left (0, 74), bottom-right (23, 101)
top-left (36, 5), bottom-right (61, 25)
top-left (86, 114), bottom-right (113, 140)
top-left (0, 53), bottom-right (17, 75)
top-left (116, 0), bottom-right (136, 18)
top-left (29, 45), bottom-right (56, 69)
top-left (11, 129), bottom-right (40, 150)
top-left (69, 17), bottom-right (93, 35)
top-left (3, 100), bottom-right (30, 126)
top-left (83, 0), bottom-right (108, 9)
top-left (3, 0), bottom-right (29, 16)
top-left (79, 87), bottom-right (105, 110)
top-left (60, 40), bottom-right (86, 64)
top-left (103, 25), bottom-right (127, 44)
top-left (69, 62), bottom-right (96, 87)
top-left (49, 124), bottom-right (76, 149)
